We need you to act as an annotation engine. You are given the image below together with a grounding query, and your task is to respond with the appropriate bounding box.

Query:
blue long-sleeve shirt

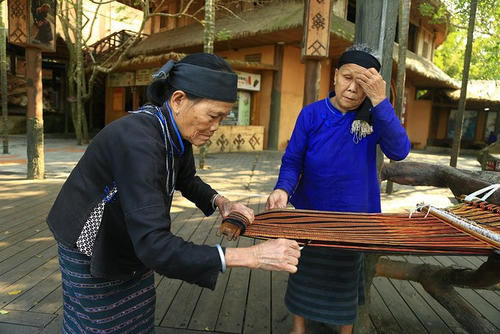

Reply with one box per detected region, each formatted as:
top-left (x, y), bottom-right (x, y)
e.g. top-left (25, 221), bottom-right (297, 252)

top-left (275, 94), bottom-right (410, 214)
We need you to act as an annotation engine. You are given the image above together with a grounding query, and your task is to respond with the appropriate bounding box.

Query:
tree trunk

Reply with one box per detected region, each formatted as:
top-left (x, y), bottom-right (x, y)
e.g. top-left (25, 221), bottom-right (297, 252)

top-left (353, 2), bottom-right (399, 332)
top-left (353, 254), bottom-right (379, 333)
top-left (25, 48), bottom-right (45, 179)
top-left (376, 255), bottom-right (500, 334)
top-left (199, 0), bottom-right (216, 169)
top-left (203, 0), bottom-right (215, 54)
top-left (1, 3), bottom-right (8, 154)
top-left (450, 0), bottom-right (478, 167)
top-left (80, 71), bottom-right (89, 143)
top-left (68, 73), bottom-right (81, 143)
top-left (380, 161), bottom-right (500, 204)
top-left (386, 0), bottom-right (410, 194)
top-left (75, 0), bottom-right (86, 145)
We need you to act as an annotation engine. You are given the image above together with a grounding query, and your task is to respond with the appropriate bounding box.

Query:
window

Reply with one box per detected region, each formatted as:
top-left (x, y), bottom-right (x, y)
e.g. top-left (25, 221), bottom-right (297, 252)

top-left (160, 15), bottom-right (168, 29)
top-left (222, 91), bottom-right (251, 126)
top-left (415, 89), bottom-right (430, 100)
top-left (347, 0), bottom-right (356, 23)
top-left (408, 23), bottom-right (418, 52)
top-left (448, 110), bottom-right (477, 140)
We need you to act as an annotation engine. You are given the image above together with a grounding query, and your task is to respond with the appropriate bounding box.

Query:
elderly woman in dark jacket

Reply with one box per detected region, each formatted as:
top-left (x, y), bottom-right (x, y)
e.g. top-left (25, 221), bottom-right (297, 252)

top-left (47, 53), bottom-right (300, 333)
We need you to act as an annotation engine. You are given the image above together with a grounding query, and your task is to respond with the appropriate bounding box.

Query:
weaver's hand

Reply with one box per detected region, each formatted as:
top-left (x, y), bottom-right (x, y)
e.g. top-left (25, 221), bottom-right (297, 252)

top-left (356, 68), bottom-right (386, 107)
top-left (250, 239), bottom-right (300, 273)
top-left (216, 196), bottom-right (254, 241)
top-left (266, 189), bottom-right (288, 210)
top-left (217, 220), bottom-right (243, 241)
top-left (216, 195), bottom-right (254, 221)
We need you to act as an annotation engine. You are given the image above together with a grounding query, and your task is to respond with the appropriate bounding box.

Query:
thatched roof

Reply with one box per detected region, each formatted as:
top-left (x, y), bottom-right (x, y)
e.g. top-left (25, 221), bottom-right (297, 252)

top-left (118, 52), bottom-right (278, 72)
top-left (129, 2), bottom-right (351, 57)
top-left (445, 80), bottom-right (500, 104)
top-left (397, 48), bottom-right (459, 89)
top-left (127, 1), bottom-right (457, 89)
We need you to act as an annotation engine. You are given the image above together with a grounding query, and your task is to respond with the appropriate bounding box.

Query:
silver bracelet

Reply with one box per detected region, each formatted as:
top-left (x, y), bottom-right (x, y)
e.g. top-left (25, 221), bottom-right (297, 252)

top-left (215, 244), bottom-right (226, 273)
top-left (211, 193), bottom-right (220, 210)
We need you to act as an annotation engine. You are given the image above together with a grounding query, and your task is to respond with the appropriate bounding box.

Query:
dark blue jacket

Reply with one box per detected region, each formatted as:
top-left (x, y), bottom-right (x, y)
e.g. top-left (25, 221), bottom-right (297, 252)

top-left (47, 108), bottom-right (222, 289)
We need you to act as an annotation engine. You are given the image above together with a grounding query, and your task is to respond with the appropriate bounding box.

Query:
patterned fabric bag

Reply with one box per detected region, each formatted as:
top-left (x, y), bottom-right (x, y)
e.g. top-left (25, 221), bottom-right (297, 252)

top-left (76, 185), bottom-right (118, 256)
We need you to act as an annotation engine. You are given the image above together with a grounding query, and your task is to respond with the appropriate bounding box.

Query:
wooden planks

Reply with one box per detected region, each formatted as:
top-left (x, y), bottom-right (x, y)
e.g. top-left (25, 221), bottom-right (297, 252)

top-left (1, 152), bottom-right (500, 334)
top-left (187, 219), bottom-right (231, 332)
top-left (0, 311), bottom-right (56, 333)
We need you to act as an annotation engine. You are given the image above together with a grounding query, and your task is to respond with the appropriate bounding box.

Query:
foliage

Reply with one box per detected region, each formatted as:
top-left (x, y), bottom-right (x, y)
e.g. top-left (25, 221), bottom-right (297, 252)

top-left (433, 30), bottom-right (499, 80)
top-left (419, 0), bottom-right (499, 80)
top-left (216, 28), bottom-right (232, 41)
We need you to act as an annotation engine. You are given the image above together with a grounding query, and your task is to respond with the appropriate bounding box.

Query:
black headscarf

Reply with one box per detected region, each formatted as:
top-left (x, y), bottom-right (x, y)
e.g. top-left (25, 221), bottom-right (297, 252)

top-left (147, 58), bottom-right (238, 105)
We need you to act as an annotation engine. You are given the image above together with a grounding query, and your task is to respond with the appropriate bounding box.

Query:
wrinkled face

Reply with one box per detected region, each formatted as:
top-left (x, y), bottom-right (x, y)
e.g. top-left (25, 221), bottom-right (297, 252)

top-left (170, 91), bottom-right (233, 147)
top-left (332, 63), bottom-right (367, 112)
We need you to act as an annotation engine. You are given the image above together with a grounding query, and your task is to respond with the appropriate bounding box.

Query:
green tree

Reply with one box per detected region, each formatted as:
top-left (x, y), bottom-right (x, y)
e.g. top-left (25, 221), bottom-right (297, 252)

top-left (421, 0), bottom-right (499, 80)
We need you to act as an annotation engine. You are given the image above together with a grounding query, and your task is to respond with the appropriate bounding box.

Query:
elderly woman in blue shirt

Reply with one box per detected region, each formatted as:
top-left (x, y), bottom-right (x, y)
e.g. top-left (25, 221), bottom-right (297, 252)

top-left (266, 45), bottom-right (410, 334)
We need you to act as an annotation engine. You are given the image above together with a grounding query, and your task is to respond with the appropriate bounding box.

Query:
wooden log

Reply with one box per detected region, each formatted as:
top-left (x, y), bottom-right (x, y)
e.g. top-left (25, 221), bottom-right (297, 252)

top-left (381, 161), bottom-right (500, 205)
top-left (354, 254), bottom-right (379, 333)
top-left (376, 254), bottom-right (500, 289)
top-left (376, 254), bottom-right (500, 334)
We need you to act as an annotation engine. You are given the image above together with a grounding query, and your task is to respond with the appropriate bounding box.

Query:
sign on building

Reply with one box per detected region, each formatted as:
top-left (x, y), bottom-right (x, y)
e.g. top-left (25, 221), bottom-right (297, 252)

top-left (8, 0), bottom-right (57, 52)
top-left (237, 71), bottom-right (261, 91)
top-left (109, 72), bottom-right (135, 87)
top-left (135, 68), bottom-right (160, 86)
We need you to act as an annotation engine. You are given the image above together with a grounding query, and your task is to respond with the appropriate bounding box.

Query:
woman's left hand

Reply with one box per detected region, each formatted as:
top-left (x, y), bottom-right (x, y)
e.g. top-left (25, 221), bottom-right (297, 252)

top-left (216, 196), bottom-right (255, 240)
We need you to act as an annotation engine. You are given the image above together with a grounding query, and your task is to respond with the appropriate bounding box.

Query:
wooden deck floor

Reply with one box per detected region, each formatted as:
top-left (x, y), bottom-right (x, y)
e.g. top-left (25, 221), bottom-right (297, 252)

top-left (0, 151), bottom-right (499, 333)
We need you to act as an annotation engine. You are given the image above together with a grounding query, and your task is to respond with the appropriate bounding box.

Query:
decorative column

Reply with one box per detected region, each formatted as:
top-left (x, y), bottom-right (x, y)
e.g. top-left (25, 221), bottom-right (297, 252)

top-left (8, 0), bottom-right (57, 179)
top-left (302, 0), bottom-right (333, 106)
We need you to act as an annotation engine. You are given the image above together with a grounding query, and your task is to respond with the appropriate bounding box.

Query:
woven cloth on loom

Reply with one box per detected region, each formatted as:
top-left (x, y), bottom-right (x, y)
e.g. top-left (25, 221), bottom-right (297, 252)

top-left (228, 201), bottom-right (500, 255)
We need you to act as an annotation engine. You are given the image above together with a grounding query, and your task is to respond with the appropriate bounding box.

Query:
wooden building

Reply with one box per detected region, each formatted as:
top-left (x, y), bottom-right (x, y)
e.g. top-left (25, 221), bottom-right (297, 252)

top-left (1, 0), bottom-right (143, 134)
top-left (108, 0), bottom-right (497, 152)
top-left (427, 80), bottom-right (500, 149)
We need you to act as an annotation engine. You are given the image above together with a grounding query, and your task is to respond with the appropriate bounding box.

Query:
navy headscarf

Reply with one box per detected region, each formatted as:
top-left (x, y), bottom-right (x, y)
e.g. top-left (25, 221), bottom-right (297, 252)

top-left (147, 57), bottom-right (238, 105)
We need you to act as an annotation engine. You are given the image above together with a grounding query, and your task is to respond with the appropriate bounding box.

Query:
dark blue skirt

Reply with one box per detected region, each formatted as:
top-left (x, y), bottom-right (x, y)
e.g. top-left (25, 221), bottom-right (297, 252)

top-left (58, 243), bottom-right (155, 333)
top-left (285, 247), bottom-right (365, 325)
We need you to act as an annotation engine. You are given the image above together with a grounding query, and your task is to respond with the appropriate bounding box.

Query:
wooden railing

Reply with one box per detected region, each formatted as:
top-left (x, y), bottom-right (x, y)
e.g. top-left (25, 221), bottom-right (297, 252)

top-left (84, 30), bottom-right (147, 63)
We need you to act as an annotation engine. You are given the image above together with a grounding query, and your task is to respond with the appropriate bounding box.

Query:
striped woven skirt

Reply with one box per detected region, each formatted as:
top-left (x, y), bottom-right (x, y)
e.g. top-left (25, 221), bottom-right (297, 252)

top-left (285, 246), bottom-right (365, 325)
top-left (58, 243), bottom-right (156, 333)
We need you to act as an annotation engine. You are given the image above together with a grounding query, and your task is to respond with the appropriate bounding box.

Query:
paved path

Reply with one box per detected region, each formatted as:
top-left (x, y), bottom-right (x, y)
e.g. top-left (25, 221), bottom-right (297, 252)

top-left (0, 136), bottom-right (498, 333)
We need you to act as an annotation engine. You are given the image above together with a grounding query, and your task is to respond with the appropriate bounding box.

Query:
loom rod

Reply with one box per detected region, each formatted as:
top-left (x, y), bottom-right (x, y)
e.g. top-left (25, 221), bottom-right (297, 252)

top-left (419, 205), bottom-right (500, 249)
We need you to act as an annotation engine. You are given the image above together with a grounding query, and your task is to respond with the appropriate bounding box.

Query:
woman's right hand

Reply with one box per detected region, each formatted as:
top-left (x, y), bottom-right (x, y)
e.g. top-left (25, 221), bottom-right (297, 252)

top-left (251, 239), bottom-right (301, 273)
top-left (266, 189), bottom-right (288, 210)
top-left (225, 238), bottom-right (301, 274)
